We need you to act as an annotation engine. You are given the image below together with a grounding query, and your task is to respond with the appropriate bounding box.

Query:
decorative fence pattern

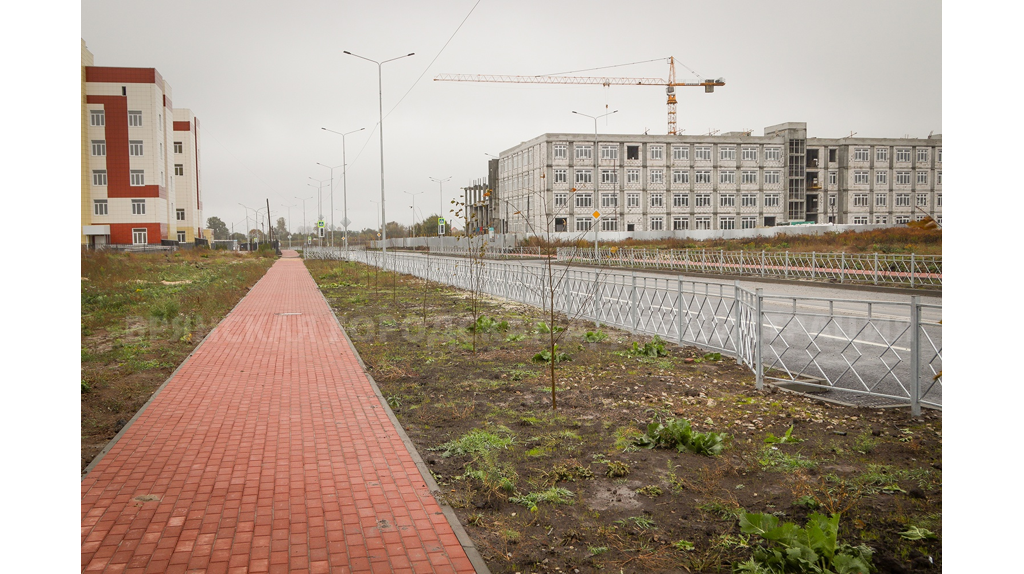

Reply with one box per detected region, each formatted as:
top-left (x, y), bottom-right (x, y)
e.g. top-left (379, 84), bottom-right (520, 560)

top-left (557, 247), bottom-right (942, 288)
top-left (309, 249), bottom-right (941, 413)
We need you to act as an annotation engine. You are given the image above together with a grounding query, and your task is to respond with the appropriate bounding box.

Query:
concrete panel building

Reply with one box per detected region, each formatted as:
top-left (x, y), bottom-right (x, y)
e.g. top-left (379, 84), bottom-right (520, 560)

top-left (496, 122), bottom-right (940, 236)
top-left (81, 40), bottom-right (204, 247)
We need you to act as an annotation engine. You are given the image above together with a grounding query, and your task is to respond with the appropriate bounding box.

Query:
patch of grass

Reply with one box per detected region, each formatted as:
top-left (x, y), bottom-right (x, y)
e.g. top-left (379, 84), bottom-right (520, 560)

top-left (636, 485), bottom-right (663, 498)
top-left (430, 426), bottom-right (515, 458)
top-left (735, 512), bottom-right (875, 574)
top-left (635, 418), bottom-right (729, 456)
top-left (509, 487), bottom-right (575, 511)
top-left (612, 427), bottom-right (643, 452)
top-left (545, 460), bottom-right (595, 483)
top-left (583, 330), bottom-right (608, 343)
top-left (853, 431), bottom-right (879, 454)
top-left (758, 447), bottom-right (817, 472)
top-left (615, 515), bottom-right (656, 531)
top-left (764, 425), bottom-right (803, 445)
top-left (605, 460), bottom-right (631, 478)
top-left (532, 344), bottom-right (571, 364)
top-left (505, 333), bottom-right (526, 342)
top-left (627, 335), bottom-right (668, 358)
top-left (468, 315), bottom-right (509, 333)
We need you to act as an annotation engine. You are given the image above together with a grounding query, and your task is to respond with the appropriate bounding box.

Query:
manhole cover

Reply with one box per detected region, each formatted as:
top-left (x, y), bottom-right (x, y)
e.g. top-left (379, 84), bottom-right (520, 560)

top-left (276, 312), bottom-right (302, 316)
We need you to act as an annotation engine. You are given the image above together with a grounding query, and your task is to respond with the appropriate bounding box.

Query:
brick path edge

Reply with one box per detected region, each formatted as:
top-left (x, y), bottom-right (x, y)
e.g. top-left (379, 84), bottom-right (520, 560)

top-left (312, 271), bottom-right (493, 574)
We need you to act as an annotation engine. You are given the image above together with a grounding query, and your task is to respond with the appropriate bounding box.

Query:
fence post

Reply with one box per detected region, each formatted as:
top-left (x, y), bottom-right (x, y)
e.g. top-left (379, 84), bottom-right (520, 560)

top-left (910, 253), bottom-right (916, 288)
top-left (738, 250), bottom-right (743, 276)
top-left (811, 251), bottom-right (816, 279)
top-left (720, 249), bottom-right (724, 275)
top-left (873, 253), bottom-right (879, 285)
top-left (761, 250), bottom-right (765, 277)
top-left (732, 280), bottom-right (741, 361)
top-left (755, 288), bottom-right (764, 390)
top-left (910, 295), bottom-right (921, 417)
top-left (840, 252), bottom-right (845, 283)
top-left (563, 269), bottom-right (570, 316)
top-left (785, 251), bottom-right (789, 279)
top-left (676, 276), bottom-right (684, 344)
top-left (594, 270), bottom-right (602, 327)
top-left (630, 271), bottom-right (638, 332)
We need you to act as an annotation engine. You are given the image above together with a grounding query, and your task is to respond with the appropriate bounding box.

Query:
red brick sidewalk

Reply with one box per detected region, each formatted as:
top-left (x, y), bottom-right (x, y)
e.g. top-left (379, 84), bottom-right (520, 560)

top-left (82, 251), bottom-right (479, 574)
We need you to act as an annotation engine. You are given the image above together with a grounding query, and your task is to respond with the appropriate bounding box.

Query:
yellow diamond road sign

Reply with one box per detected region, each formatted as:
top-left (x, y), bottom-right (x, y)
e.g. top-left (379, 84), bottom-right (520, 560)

top-left (592, 211), bottom-right (601, 219)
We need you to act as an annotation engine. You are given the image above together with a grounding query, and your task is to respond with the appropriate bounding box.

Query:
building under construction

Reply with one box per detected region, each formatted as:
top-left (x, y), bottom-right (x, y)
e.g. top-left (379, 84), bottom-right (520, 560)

top-left (492, 122), bottom-right (941, 235)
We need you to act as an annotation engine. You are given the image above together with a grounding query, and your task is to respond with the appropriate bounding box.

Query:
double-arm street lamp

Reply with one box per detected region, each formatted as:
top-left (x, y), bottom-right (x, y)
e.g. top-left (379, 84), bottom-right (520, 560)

top-left (343, 49), bottom-right (415, 255)
top-left (239, 203), bottom-right (268, 248)
top-left (308, 177), bottom-right (330, 246)
top-left (322, 126), bottom-right (366, 256)
top-left (404, 190), bottom-right (424, 237)
top-left (294, 195), bottom-right (312, 239)
top-left (316, 162), bottom-right (343, 247)
top-left (572, 109), bottom-right (618, 263)
top-left (429, 176), bottom-right (451, 236)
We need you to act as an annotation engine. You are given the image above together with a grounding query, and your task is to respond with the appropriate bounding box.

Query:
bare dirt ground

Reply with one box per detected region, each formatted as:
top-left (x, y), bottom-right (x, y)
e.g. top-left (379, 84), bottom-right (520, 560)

top-left (307, 259), bottom-right (941, 574)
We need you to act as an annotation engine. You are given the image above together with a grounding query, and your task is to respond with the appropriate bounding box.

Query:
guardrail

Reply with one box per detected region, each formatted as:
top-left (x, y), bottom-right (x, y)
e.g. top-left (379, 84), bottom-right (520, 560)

top-left (557, 247), bottom-right (941, 288)
top-left (310, 250), bottom-right (941, 413)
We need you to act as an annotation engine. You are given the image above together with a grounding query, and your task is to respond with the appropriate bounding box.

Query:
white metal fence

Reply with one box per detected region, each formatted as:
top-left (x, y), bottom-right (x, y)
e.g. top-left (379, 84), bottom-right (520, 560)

top-left (309, 249), bottom-right (941, 413)
top-left (557, 247), bottom-right (942, 288)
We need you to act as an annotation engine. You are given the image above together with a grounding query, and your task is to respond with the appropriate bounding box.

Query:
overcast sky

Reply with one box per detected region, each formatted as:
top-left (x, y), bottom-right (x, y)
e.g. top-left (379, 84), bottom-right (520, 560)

top-left (80, 0), bottom-right (941, 235)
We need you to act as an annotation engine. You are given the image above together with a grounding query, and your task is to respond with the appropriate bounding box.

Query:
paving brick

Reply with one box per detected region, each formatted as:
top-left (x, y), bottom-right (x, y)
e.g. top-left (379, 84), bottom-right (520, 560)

top-left (81, 252), bottom-right (476, 573)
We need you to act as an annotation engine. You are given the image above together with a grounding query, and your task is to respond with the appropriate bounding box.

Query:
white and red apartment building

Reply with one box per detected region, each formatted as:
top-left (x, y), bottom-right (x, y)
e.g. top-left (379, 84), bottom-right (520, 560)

top-left (81, 41), bottom-right (203, 247)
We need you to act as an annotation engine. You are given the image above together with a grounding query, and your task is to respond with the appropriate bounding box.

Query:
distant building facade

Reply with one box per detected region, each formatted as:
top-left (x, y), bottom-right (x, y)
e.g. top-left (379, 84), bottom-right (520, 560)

top-left (81, 40), bottom-right (204, 247)
top-left (495, 122), bottom-right (941, 235)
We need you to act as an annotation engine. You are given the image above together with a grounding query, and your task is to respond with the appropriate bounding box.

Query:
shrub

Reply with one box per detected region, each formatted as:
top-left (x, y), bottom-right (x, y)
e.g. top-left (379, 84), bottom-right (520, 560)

top-left (635, 418), bottom-right (729, 456)
top-left (734, 512), bottom-right (874, 574)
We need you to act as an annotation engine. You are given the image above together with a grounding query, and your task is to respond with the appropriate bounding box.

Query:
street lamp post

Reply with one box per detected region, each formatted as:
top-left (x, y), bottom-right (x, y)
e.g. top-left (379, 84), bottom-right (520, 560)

top-left (344, 50), bottom-right (415, 255)
top-left (322, 127), bottom-right (366, 258)
top-left (429, 176), bottom-right (451, 236)
top-left (294, 195), bottom-right (312, 243)
top-left (572, 109), bottom-right (618, 264)
top-left (369, 199), bottom-right (381, 243)
top-left (239, 203), bottom-right (267, 249)
top-left (282, 204), bottom-right (296, 248)
top-left (308, 178), bottom-right (330, 246)
top-left (404, 190), bottom-right (424, 237)
top-left (316, 162), bottom-right (343, 248)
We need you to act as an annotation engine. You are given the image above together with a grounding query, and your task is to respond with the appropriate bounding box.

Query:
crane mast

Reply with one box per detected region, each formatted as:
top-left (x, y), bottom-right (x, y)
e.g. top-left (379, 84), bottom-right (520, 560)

top-left (434, 57), bottom-right (724, 135)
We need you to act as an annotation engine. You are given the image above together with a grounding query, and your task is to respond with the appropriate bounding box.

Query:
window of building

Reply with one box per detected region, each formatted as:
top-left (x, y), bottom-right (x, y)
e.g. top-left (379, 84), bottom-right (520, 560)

top-left (719, 170), bottom-right (735, 184)
top-left (177, 231), bottom-right (187, 243)
top-left (895, 216), bottom-right (911, 224)
top-left (672, 145), bottom-right (689, 161)
top-left (695, 216), bottom-right (711, 230)
top-left (672, 193), bottom-right (688, 207)
top-left (876, 193), bottom-right (887, 207)
top-left (575, 218), bottom-right (592, 231)
top-left (176, 208), bottom-right (186, 221)
top-left (129, 140), bottom-right (143, 156)
top-left (829, 194), bottom-right (837, 207)
top-left (741, 194), bottom-right (757, 207)
top-left (575, 193), bottom-right (593, 208)
top-left (854, 148), bottom-right (869, 162)
top-left (650, 169), bottom-right (664, 184)
top-left (553, 143), bottom-right (567, 159)
top-left (895, 171), bottom-right (911, 185)
top-left (575, 144), bottom-right (592, 160)
top-left (132, 199), bottom-right (146, 215)
top-left (626, 145), bottom-right (640, 160)
top-left (601, 193), bottom-right (617, 208)
top-left (719, 146), bottom-right (735, 161)
top-left (916, 193), bottom-right (928, 207)
top-left (741, 170), bottom-right (757, 184)
top-left (875, 171), bottom-right (887, 185)
top-left (672, 169), bottom-right (689, 184)
top-left (937, 148), bottom-right (942, 163)
top-left (93, 199), bottom-right (108, 215)
top-left (92, 170), bottom-right (107, 186)
top-left (650, 216), bottom-right (664, 230)
top-left (128, 110), bottom-right (142, 127)
top-left (132, 228), bottom-right (148, 245)
top-left (90, 109), bottom-right (105, 126)
top-left (174, 164), bottom-right (184, 176)
top-left (876, 147), bottom-right (888, 162)
top-left (574, 170), bottom-right (592, 184)
top-left (554, 168), bottom-right (567, 183)
top-left (626, 193), bottom-right (640, 207)
top-left (650, 193), bottom-right (664, 208)
top-left (896, 148), bottom-right (911, 162)
top-left (719, 216), bottom-right (735, 230)
top-left (650, 145), bottom-right (664, 160)
top-left (695, 170), bottom-right (712, 184)
top-left (937, 170), bottom-right (942, 185)
top-left (130, 170), bottom-right (145, 186)
top-left (854, 171), bottom-right (869, 184)
top-left (159, 142), bottom-right (163, 159)
top-left (741, 216), bottom-right (756, 229)
top-left (829, 171), bottom-right (837, 186)
top-left (875, 215), bottom-right (888, 224)
top-left (853, 216), bottom-right (869, 224)
top-left (600, 169), bottom-right (617, 184)
top-left (764, 147), bottom-right (782, 162)
top-left (695, 146), bottom-right (712, 161)
top-left (828, 148), bottom-right (837, 163)
top-left (600, 144), bottom-right (618, 160)
top-left (742, 146), bottom-right (757, 161)
top-left (764, 194), bottom-right (780, 207)
top-left (554, 193), bottom-right (568, 207)
top-left (672, 216), bottom-right (689, 230)
top-left (916, 148), bottom-right (928, 162)
top-left (601, 217), bottom-right (618, 231)
top-left (764, 170), bottom-right (781, 185)
top-left (695, 194), bottom-right (711, 207)
top-left (895, 193), bottom-right (911, 207)
top-left (937, 193), bottom-right (942, 207)
top-left (626, 169), bottom-right (640, 184)
top-left (917, 171), bottom-right (928, 185)
top-left (720, 194), bottom-right (735, 208)
top-left (853, 193), bottom-right (868, 206)
top-left (91, 140), bottom-right (105, 156)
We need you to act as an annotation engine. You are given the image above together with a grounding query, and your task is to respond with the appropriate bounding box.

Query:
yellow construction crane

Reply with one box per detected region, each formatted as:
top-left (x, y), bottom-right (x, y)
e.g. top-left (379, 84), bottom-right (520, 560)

top-left (434, 56), bottom-right (724, 135)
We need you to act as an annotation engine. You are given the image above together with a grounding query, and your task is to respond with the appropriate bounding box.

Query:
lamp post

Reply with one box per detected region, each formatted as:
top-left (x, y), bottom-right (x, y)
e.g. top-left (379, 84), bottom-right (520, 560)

top-left (404, 190), bottom-right (423, 237)
top-left (282, 203), bottom-right (296, 248)
top-left (316, 162), bottom-right (343, 248)
top-left (239, 203), bottom-right (267, 249)
top-left (322, 126), bottom-right (366, 257)
top-left (369, 199), bottom-right (381, 244)
top-left (294, 195), bottom-right (312, 241)
top-left (572, 109), bottom-right (618, 264)
top-left (343, 49), bottom-right (415, 256)
top-left (308, 178), bottom-right (330, 246)
top-left (429, 176), bottom-right (451, 236)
